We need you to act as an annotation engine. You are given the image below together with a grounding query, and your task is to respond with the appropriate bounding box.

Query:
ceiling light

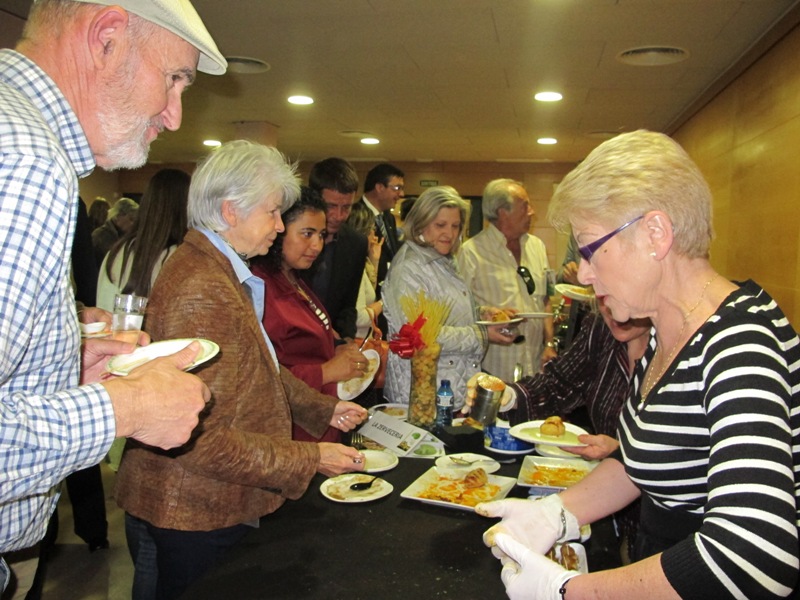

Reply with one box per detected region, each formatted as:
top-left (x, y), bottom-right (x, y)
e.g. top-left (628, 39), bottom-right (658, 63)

top-left (617, 46), bottom-right (689, 66)
top-left (361, 137), bottom-right (380, 145)
top-left (534, 91), bottom-right (562, 102)
top-left (537, 137), bottom-right (557, 145)
top-left (224, 56), bottom-right (270, 74)
top-left (288, 95), bottom-right (314, 105)
top-left (203, 140), bottom-right (221, 148)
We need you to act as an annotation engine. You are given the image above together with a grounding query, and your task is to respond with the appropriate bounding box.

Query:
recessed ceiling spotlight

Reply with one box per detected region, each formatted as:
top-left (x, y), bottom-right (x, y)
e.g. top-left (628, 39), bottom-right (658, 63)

top-left (617, 46), bottom-right (689, 66)
top-left (288, 95), bottom-right (314, 105)
top-left (534, 91), bottom-right (562, 102)
top-left (224, 56), bottom-right (270, 74)
top-left (203, 140), bottom-right (221, 148)
top-left (537, 137), bottom-right (558, 145)
top-left (361, 137), bottom-right (380, 145)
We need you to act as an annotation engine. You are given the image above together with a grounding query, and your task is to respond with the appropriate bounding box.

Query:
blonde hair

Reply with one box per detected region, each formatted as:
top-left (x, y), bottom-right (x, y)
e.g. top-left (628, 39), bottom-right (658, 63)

top-left (548, 130), bottom-right (713, 258)
top-left (403, 186), bottom-right (469, 255)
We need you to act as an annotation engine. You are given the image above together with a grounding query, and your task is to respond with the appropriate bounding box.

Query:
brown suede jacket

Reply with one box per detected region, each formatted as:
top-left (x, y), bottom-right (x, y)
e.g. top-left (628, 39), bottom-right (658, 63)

top-left (115, 229), bottom-right (336, 531)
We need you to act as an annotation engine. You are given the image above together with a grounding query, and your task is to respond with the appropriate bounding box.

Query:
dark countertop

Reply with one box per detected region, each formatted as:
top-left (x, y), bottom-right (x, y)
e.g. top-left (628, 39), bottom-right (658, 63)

top-left (182, 454), bottom-right (621, 600)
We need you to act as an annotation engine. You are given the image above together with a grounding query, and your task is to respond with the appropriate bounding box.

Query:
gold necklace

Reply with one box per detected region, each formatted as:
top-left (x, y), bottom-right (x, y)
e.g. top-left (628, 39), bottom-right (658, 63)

top-left (640, 273), bottom-right (719, 401)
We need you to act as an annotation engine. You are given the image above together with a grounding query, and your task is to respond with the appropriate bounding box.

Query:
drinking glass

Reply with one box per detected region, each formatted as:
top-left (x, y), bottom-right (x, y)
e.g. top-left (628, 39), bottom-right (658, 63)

top-left (111, 294), bottom-right (148, 344)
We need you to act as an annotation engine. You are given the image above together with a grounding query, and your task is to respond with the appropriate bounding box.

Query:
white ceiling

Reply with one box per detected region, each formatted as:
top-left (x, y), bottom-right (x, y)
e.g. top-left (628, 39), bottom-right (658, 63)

top-left (3, 0), bottom-right (800, 164)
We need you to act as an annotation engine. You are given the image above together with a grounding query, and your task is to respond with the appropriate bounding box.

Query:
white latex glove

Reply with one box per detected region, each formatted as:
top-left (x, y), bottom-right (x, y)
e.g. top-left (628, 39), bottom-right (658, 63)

top-left (463, 372), bottom-right (517, 414)
top-left (476, 494), bottom-right (581, 555)
top-left (495, 533), bottom-right (579, 600)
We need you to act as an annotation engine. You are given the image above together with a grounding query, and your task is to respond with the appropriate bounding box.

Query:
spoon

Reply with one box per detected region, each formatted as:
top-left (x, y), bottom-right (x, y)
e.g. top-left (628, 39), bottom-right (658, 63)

top-left (449, 456), bottom-right (491, 466)
top-left (350, 475), bottom-right (380, 491)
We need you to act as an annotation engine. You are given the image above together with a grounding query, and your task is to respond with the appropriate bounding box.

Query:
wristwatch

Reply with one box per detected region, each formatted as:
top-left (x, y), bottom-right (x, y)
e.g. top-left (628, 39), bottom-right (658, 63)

top-left (545, 340), bottom-right (558, 349)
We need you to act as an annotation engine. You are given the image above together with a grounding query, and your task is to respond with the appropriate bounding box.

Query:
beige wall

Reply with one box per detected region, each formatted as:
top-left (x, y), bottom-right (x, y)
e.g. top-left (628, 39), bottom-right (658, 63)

top-left (673, 23), bottom-right (800, 324)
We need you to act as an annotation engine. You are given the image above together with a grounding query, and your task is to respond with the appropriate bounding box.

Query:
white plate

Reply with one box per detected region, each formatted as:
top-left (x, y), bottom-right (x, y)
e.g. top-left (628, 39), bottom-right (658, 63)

top-left (320, 473), bottom-right (393, 503)
top-left (484, 443), bottom-right (535, 456)
top-left (338, 349), bottom-right (380, 400)
top-left (435, 453), bottom-right (501, 474)
top-left (475, 317), bottom-right (524, 326)
top-left (516, 455), bottom-right (597, 488)
top-left (106, 338), bottom-right (219, 376)
top-left (509, 420), bottom-right (589, 447)
top-left (368, 402), bottom-right (408, 421)
top-left (515, 312), bottom-right (553, 319)
top-left (362, 450), bottom-right (399, 473)
top-left (555, 284), bottom-right (595, 303)
top-left (536, 443), bottom-right (580, 458)
top-left (400, 466), bottom-right (515, 512)
top-left (80, 322), bottom-right (110, 337)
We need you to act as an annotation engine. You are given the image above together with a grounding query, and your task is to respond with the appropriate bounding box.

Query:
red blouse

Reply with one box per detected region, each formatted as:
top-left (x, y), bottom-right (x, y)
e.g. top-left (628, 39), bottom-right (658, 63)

top-left (254, 265), bottom-right (340, 442)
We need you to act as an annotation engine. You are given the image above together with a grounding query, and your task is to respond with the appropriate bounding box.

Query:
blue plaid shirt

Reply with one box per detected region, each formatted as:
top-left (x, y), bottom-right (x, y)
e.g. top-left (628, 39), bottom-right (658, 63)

top-left (0, 50), bottom-right (115, 553)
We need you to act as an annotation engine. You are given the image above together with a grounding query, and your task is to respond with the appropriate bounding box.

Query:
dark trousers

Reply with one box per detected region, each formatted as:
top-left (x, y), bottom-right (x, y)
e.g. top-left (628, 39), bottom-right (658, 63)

top-left (126, 513), bottom-right (250, 600)
top-left (64, 464), bottom-right (108, 545)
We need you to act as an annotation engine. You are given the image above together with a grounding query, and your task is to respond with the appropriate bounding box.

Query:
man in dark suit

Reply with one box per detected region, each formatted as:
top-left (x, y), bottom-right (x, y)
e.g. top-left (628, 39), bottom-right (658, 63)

top-left (354, 163), bottom-right (405, 333)
top-left (356, 164), bottom-right (405, 287)
top-left (303, 158), bottom-right (367, 340)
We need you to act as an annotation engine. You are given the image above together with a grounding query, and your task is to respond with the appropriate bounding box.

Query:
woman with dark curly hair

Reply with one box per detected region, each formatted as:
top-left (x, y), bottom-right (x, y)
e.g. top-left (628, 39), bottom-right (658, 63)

top-left (252, 186), bottom-right (367, 442)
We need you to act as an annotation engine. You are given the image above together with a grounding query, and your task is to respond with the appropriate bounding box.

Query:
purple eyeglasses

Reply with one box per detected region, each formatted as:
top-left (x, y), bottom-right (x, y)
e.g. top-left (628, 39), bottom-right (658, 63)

top-left (577, 215), bottom-right (643, 262)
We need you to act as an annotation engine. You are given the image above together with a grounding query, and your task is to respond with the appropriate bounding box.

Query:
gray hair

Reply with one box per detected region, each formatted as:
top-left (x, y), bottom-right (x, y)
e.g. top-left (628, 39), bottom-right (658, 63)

top-left (481, 178), bottom-right (523, 222)
top-left (548, 130), bottom-right (713, 259)
top-left (403, 186), bottom-right (469, 255)
top-left (188, 140), bottom-right (300, 231)
top-left (108, 197), bottom-right (139, 220)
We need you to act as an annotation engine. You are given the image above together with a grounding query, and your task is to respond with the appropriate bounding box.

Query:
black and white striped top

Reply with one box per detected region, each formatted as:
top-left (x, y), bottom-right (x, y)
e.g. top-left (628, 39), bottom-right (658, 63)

top-left (620, 280), bottom-right (800, 599)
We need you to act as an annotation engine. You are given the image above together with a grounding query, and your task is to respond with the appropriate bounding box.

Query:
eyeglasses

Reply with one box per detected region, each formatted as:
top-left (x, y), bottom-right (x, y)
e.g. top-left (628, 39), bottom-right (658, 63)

top-left (577, 215), bottom-right (643, 262)
top-left (384, 184), bottom-right (404, 192)
top-left (517, 266), bottom-right (535, 295)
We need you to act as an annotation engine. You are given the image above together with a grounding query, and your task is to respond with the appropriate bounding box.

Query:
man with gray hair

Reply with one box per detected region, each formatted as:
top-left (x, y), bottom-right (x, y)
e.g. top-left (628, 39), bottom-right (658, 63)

top-left (0, 0), bottom-right (226, 591)
top-left (91, 196), bottom-right (139, 265)
top-left (457, 179), bottom-right (556, 382)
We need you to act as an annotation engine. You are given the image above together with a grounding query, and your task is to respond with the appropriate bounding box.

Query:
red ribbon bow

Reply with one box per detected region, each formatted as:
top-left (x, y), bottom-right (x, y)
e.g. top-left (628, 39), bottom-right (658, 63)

top-left (389, 314), bottom-right (427, 358)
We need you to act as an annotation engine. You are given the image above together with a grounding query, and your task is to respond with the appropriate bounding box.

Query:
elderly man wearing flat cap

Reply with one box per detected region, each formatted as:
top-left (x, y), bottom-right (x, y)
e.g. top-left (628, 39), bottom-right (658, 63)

top-left (0, 0), bottom-right (226, 593)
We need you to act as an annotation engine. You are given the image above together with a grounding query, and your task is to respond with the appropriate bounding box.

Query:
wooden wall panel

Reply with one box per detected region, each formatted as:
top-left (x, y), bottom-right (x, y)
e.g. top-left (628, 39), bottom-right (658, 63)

top-left (674, 24), bottom-right (800, 325)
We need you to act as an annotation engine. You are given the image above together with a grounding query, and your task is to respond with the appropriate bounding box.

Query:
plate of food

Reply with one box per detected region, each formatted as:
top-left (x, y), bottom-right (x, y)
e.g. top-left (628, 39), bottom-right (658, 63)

top-left (338, 349), bottom-right (380, 400)
top-left (400, 466), bottom-right (515, 511)
top-left (435, 453), bottom-right (501, 474)
top-left (509, 417), bottom-right (588, 447)
top-left (106, 338), bottom-right (219, 376)
top-left (361, 449), bottom-right (399, 473)
top-left (516, 455), bottom-right (597, 489)
top-left (475, 317), bottom-right (524, 327)
top-left (320, 473), bottom-right (393, 503)
top-left (368, 403), bottom-right (408, 421)
top-left (555, 284), bottom-right (595, 302)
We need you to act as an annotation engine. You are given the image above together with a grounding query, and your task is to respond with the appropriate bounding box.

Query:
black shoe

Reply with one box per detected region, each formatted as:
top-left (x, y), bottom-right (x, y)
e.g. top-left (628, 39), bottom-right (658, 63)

top-left (88, 539), bottom-right (109, 552)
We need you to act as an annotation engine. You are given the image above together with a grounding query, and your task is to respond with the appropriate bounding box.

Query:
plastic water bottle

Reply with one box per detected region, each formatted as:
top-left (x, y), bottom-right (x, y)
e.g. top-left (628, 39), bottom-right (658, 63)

top-left (435, 379), bottom-right (454, 429)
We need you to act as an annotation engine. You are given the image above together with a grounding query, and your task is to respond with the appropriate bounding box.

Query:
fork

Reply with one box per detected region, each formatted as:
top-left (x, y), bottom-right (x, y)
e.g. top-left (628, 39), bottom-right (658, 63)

top-left (350, 432), bottom-right (365, 449)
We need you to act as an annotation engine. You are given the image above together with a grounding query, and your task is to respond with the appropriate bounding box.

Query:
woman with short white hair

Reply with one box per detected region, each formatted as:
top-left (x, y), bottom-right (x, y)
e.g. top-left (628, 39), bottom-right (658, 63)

top-left (477, 130), bottom-right (799, 599)
top-left (115, 140), bottom-right (368, 600)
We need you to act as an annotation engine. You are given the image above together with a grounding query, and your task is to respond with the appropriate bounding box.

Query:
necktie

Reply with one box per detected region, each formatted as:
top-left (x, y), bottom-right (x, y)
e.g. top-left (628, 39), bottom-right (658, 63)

top-left (375, 213), bottom-right (391, 251)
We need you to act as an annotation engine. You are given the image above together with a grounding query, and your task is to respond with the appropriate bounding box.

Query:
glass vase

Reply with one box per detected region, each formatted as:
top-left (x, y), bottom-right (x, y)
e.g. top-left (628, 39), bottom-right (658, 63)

top-left (408, 343), bottom-right (441, 429)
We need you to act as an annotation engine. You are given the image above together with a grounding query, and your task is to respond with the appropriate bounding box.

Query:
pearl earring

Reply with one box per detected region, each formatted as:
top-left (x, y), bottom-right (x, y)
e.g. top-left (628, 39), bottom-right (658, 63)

top-left (650, 252), bottom-right (656, 257)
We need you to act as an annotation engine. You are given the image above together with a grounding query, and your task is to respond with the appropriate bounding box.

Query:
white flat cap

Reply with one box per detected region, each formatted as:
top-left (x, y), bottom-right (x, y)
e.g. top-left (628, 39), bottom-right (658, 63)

top-left (72, 0), bottom-right (227, 75)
